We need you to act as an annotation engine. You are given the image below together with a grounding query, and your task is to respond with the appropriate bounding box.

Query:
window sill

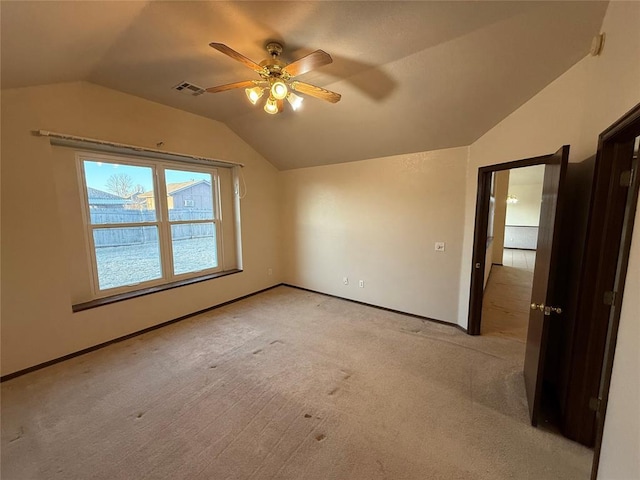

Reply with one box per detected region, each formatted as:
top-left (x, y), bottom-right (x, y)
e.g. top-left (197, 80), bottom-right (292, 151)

top-left (72, 269), bottom-right (243, 312)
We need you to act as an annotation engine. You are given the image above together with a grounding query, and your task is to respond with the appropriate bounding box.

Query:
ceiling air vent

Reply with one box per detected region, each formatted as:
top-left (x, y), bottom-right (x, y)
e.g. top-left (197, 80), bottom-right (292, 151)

top-left (173, 81), bottom-right (205, 96)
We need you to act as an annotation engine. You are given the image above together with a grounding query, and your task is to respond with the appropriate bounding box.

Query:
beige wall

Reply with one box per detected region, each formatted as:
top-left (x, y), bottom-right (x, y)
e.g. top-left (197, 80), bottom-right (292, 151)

top-left (0, 81), bottom-right (282, 376)
top-left (492, 170), bottom-right (509, 263)
top-left (457, 2), bottom-right (639, 478)
top-left (505, 183), bottom-right (544, 227)
top-left (281, 147), bottom-right (468, 323)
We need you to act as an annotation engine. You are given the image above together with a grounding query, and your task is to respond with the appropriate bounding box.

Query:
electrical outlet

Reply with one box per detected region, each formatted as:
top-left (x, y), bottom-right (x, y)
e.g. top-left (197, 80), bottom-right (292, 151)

top-left (268, 268), bottom-right (273, 276)
top-left (359, 280), bottom-right (364, 288)
top-left (343, 277), bottom-right (349, 285)
top-left (435, 242), bottom-right (446, 252)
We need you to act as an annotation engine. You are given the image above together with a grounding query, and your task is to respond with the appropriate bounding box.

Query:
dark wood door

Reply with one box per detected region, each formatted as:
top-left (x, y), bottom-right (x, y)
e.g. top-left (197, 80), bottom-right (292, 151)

top-left (523, 145), bottom-right (570, 425)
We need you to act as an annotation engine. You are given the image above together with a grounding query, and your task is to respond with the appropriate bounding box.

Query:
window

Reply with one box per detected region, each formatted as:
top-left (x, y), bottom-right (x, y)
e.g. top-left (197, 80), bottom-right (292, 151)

top-left (79, 154), bottom-right (226, 296)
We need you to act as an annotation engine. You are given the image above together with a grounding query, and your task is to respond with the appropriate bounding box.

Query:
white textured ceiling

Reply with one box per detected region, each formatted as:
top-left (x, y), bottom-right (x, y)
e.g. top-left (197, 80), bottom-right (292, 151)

top-left (1, 1), bottom-right (608, 170)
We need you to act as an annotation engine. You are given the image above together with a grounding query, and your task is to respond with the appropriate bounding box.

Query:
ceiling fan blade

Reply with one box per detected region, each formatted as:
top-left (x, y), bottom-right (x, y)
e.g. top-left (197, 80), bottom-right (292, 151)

top-left (276, 98), bottom-right (285, 113)
top-left (291, 81), bottom-right (341, 104)
top-left (205, 80), bottom-right (258, 93)
top-left (282, 50), bottom-right (332, 77)
top-left (209, 43), bottom-right (266, 74)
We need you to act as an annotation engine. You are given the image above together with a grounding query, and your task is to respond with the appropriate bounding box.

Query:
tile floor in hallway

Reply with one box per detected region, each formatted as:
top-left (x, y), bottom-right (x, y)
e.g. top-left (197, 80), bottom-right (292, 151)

top-left (501, 248), bottom-right (536, 271)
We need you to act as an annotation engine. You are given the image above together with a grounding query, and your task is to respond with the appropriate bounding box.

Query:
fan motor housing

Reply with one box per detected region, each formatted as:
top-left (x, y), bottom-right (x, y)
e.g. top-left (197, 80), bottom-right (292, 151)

top-left (261, 42), bottom-right (287, 78)
top-left (265, 42), bottom-right (283, 57)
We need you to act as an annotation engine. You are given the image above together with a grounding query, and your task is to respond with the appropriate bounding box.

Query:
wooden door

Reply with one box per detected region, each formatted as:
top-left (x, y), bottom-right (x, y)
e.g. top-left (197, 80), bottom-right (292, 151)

top-left (523, 145), bottom-right (570, 425)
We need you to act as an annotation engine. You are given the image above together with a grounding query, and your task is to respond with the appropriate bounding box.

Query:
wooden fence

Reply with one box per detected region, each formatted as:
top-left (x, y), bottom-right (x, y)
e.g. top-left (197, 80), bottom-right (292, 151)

top-left (91, 208), bottom-right (215, 247)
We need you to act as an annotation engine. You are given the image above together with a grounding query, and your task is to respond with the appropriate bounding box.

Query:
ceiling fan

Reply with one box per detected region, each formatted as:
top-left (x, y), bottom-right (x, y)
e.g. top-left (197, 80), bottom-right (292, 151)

top-left (205, 42), bottom-right (341, 115)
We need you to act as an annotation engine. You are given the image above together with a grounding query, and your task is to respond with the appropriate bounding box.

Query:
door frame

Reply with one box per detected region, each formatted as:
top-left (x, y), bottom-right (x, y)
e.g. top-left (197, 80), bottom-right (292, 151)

top-left (589, 103), bottom-right (640, 479)
top-left (467, 153), bottom-right (558, 336)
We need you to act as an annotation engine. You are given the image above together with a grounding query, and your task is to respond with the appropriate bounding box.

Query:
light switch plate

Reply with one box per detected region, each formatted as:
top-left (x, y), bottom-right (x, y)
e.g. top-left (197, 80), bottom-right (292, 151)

top-left (435, 242), bottom-right (446, 252)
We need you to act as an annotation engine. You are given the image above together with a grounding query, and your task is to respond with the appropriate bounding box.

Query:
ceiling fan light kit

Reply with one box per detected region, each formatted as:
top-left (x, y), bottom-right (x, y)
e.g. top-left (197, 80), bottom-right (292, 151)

top-left (205, 41), bottom-right (341, 115)
top-left (245, 86), bottom-right (264, 105)
top-left (264, 97), bottom-right (279, 115)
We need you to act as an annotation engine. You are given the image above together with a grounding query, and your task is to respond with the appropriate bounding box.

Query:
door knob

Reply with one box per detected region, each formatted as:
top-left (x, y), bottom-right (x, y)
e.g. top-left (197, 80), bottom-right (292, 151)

top-left (530, 303), bottom-right (562, 315)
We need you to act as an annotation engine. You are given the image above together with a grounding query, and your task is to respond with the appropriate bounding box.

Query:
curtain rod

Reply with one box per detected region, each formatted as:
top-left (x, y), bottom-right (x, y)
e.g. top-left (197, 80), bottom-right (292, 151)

top-left (35, 130), bottom-right (245, 168)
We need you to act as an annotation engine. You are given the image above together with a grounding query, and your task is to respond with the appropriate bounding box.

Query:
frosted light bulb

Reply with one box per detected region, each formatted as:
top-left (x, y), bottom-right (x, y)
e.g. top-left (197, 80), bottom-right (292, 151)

top-left (271, 81), bottom-right (288, 100)
top-left (287, 92), bottom-right (304, 111)
top-left (245, 87), bottom-right (264, 105)
top-left (264, 97), bottom-right (279, 114)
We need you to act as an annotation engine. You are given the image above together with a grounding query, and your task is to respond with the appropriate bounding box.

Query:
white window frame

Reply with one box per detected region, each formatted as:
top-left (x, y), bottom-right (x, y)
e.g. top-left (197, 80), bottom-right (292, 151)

top-left (76, 151), bottom-right (224, 298)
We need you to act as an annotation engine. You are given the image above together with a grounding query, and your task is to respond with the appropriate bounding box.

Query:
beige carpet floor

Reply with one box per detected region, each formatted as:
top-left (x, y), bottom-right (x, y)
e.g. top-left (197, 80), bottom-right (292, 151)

top-left (1, 286), bottom-right (592, 479)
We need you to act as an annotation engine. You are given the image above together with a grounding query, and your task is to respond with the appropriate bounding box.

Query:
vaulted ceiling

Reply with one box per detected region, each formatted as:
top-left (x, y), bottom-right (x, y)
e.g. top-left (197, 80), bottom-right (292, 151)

top-left (1, 1), bottom-right (608, 169)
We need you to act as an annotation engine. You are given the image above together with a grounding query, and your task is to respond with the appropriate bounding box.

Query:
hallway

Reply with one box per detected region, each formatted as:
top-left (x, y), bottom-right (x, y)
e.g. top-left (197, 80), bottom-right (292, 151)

top-left (481, 249), bottom-right (536, 341)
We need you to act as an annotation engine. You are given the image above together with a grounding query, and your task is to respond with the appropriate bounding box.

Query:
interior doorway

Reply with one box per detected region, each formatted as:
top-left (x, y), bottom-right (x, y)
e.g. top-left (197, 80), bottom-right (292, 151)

top-left (481, 165), bottom-right (545, 342)
top-left (587, 108), bottom-right (639, 479)
top-left (467, 151), bottom-right (556, 339)
top-left (468, 146), bottom-right (570, 429)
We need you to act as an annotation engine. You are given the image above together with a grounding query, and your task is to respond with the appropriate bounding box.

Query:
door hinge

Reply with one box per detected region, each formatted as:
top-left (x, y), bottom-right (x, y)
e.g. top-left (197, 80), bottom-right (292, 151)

top-left (603, 290), bottom-right (617, 306)
top-left (620, 169), bottom-right (634, 187)
top-left (589, 397), bottom-right (604, 413)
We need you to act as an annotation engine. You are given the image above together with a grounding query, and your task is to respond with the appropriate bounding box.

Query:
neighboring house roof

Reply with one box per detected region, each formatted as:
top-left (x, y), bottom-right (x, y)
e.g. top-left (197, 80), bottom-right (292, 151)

top-left (168, 179), bottom-right (209, 195)
top-left (87, 187), bottom-right (124, 200)
top-left (137, 180), bottom-right (210, 199)
top-left (87, 187), bottom-right (129, 205)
